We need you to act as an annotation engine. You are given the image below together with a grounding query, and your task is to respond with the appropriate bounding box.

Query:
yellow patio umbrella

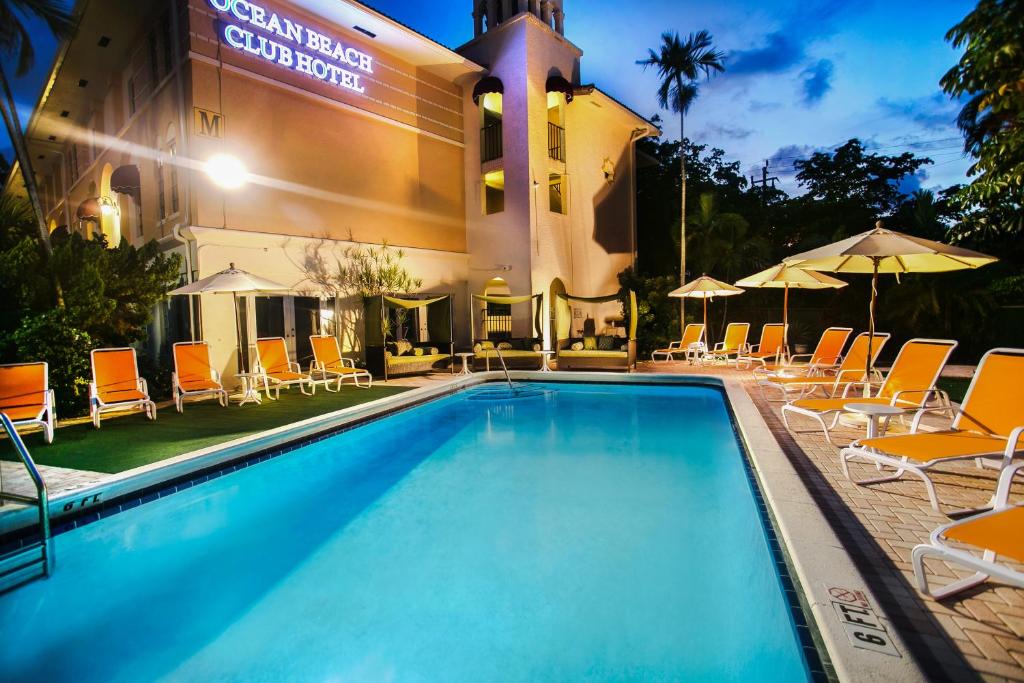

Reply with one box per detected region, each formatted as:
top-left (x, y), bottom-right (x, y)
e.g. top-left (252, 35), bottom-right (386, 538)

top-left (735, 263), bottom-right (847, 346)
top-left (669, 275), bottom-right (744, 346)
top-left (784, 221), bottom-right (997, 387)
top-left (168, 263), bottom-right (292, 372)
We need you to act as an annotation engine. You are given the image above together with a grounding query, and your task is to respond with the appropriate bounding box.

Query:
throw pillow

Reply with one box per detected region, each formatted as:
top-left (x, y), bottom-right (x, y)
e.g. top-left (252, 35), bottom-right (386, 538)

top-left (473, 343), bottom-right (482, 353)
top-left (597, 335), bottom-right (615, 350)
top-left (532, 343), bottom-right (542, 352)
top-left (620, 344), bottom-right (628, 352)
top-left (429, 347), bottom-right (439, 355)
top-left (571, 341), bottom-right (584, 351)
top-left (480, 340), bottom-right (495, 350)
top-left (413, 347), bottom-right (424, 356)
top-left (497, 341), bottom-right (513, 350)
top-left (396, 339), bottom-right (413, 356)
top-left (583, 336), bottom-right (598, 350)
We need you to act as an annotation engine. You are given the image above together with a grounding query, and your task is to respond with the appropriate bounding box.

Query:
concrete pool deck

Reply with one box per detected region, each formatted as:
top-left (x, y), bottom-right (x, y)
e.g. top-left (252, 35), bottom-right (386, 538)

top-left (2, 365), bottom-right (1020, 681)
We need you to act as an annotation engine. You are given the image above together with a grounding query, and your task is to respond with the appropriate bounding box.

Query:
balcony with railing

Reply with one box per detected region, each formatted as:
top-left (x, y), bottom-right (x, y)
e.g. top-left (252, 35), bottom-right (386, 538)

top-left (548, 122), bottom-right (565, 162)
top-left (481, 123), bottom-right (503, 163)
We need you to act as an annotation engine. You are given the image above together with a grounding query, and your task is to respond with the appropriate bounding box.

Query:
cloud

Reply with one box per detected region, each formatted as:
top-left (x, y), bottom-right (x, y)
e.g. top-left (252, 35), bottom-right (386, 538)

top-left (876, 93), bottom-right (961, 130)
top-left (895, 168), bottom-right (929, 196)
top-left (800, 59), bottom-right (834, 106)
top-left (726, 32), bottom-right (806, 76)
top-left (757, 144), bottom-right (821, 177)
top-left (702, 124), bottom-right (754, 140)
top-left (749, 100), bottom-right (783, 113)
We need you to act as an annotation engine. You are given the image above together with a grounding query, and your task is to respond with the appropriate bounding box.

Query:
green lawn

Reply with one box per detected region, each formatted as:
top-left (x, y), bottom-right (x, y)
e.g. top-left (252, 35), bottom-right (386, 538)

top-left (2, 385), bottom-right (410, 474)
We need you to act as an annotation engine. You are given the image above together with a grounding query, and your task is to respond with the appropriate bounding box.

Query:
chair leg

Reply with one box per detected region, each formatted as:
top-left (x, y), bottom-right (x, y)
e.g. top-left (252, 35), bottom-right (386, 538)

top-left (92, 404), bottom-right (101, 429)
top-left (913, 544), bottom-right (993, 599)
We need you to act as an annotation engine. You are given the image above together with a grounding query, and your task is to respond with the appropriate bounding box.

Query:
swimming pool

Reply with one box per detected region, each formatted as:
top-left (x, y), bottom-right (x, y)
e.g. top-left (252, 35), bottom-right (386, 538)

top-left (1, 381), bottom-right (816, 681)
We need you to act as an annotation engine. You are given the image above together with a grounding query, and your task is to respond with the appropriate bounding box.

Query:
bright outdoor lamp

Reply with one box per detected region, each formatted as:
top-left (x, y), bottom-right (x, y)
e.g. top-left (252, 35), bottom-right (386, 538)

top-left (205, 153), bottom-right (248, 189)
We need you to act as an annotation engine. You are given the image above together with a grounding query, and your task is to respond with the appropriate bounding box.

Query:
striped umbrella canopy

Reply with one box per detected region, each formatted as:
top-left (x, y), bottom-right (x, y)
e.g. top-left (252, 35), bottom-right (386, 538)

top-left (669, 275), bottom-right (744, 343)
top-left (784, 221), bottom-right (997, 390)
top-left (735, 264), bottom-right (847, 343)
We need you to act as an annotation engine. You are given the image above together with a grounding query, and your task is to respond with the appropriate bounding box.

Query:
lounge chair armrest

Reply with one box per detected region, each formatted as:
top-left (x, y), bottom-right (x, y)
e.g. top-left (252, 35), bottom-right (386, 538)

top-left (712, 342), bottom-right (725, 352)
top-left (289, 361), bottom-right (301, 373)
top-left (994, 453), bottom-right (1024, 508)
top-left (138, 377), bottom-right (149, 395)
top-left (667, 341), bottom-right (681, 349)
top-left (212, 369), bottom-right (221, 383)
top-left (47, 388), bottom-right (56, 412)
top-left (341, 357), bottom-right (357, 368)
top-left (747, 343), bottom-right (761, 353)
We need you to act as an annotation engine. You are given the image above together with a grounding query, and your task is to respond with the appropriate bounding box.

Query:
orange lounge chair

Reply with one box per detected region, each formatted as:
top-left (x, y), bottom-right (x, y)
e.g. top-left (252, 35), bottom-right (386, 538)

top-left (781, 338), bottom-right (957, 445)
top-left (172, 341), bottom-right (228, 412)
top-left (758, 332), bottom-right (891, 401)
top-left (651, 324), bottom-right (705, 362)
top-left (913, 461), bottom-right (1024, 599)
top-left (755, 326), bottom-right (853, 380)
top-left (840, 348), bottom-right (1024, 513)
top-left (310, 335), bottom-right (372, 389)
top-left (89, 348), bottom-right (156, 428)
top-left (255, 337), bottom-right (314, 399)
top-left (737, 323), bottom-right (788, 370)
top-left (706, 322), bottom-right (750, 365)
top-left (0, 362), bottom-right (56, 443)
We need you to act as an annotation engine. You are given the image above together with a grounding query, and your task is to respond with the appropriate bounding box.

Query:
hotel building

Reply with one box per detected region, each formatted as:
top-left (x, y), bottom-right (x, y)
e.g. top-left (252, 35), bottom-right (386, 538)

top-left (10, 0), bottom-right (657, 376)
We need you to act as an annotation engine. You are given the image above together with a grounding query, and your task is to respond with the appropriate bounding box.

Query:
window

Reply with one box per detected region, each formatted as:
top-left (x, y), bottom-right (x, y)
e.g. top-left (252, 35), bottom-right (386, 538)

top-left (483, 170), bottom-right (504, 215)
top-left (160, 10), bottom-right (174, 78)
top-left (127, 77), bottom-right (137, 116)
top-left (156, 158), bottom-right (166, 220)
top-left (166, 127), bottom-right (179, 215)
top-left (547, 92), bottom-right (565, 161)
top-left (480, 92), bottom-right (502, 163)
top-left (549, 173), bottom-right (567, 214)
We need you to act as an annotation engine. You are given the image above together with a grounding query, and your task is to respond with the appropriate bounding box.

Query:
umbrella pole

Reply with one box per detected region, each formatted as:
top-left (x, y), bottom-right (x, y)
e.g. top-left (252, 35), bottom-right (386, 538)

top-left (865, 259), bottom-right (879, 398)
top-left (783, 283), bottom-right (789, 359)
top-left (234, 293), bottom-right (245, 375)
top-left (703, 296), bottom-right (708, 347)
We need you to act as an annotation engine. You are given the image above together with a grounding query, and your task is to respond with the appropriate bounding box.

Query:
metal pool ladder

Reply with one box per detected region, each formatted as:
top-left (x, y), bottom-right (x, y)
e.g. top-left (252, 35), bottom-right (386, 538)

top-left (0, 412), bottom-right (52, 593)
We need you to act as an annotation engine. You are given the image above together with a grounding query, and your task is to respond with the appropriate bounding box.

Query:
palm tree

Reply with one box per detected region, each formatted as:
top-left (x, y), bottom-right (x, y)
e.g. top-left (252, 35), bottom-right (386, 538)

top-left (638, 30), bottom-right (724, 335)
top-left (686, 192), bottom-right (770, 336)
top-left (0, 0), bottom-right (75, 258)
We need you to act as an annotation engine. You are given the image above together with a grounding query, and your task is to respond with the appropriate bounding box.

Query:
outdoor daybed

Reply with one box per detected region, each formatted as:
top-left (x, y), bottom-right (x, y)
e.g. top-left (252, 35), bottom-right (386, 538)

top-left (470, 292), bottom-right (547, 370)
top-left (364, 294), bottom-right (454, 380)
top-left (555, 290), bottom-right (637, 371)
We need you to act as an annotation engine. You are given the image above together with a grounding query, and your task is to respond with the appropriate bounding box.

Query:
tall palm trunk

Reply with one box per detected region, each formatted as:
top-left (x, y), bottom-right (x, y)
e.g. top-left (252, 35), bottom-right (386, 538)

top-left (678, 100), bottom-right (687, 337)
top-left (0, 64), bottom-right (53, 258)
top-left (1, 64), bottom-right (63, 307)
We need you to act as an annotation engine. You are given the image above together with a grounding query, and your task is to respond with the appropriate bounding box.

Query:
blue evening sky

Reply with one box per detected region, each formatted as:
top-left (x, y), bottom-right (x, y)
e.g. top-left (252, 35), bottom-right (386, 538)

top-left (5, 0), bottom-right (975, 194)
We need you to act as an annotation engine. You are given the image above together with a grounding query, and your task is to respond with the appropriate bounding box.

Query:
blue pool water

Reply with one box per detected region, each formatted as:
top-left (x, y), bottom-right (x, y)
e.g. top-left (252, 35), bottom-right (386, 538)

top-left (1, 382), bottom-right (812, 681)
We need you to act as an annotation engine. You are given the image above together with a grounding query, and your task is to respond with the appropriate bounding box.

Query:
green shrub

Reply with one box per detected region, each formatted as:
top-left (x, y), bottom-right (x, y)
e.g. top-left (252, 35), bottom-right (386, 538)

top-left (12, 310), bottom-right (94, 415)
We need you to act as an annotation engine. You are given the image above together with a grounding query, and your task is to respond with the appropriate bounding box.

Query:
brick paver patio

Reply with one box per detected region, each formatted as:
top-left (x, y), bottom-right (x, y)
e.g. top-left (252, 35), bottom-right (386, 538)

top-left (638, 359), bottom-right (1024, 683)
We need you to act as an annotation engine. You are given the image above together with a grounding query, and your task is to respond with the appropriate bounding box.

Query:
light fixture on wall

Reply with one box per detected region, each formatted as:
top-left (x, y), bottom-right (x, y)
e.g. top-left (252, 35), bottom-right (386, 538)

top-left (99, 195), bottom-right (118, 216)
top-left (204, 153), bottom-right (248, 189)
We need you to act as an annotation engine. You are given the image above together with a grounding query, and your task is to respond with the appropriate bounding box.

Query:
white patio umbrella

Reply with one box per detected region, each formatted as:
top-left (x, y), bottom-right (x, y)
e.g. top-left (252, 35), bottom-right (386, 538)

top-left (168, 263), bottom-right (291, 372)
top-left (669, 275), bottom-right (744, 347)
top-left (735, 263), bottom-right (847, 346)
top-left (784, 221), bottom-right (997, 388)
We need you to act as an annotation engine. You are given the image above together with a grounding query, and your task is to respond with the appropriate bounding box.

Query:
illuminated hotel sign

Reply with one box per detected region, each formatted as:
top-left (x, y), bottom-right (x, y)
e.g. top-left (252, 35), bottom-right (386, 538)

top-left (208, 0), bottom-right (374, 94)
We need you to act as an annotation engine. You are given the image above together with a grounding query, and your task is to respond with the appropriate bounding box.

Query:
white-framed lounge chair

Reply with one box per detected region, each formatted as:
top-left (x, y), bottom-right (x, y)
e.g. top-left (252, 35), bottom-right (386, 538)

top-left (0, 362), bottom-right (56, 443)
top-left (89, 347), bottom-right (156, 428)
top-left (913, 461), bottom-right (1024, 599)
top-left (310, 335), bottom-right (372, 390)
top-left (781, 338), bottom-right (957, 445)
top-left (172, 341), bottom-right (228, 412)
top-left (254, 337), bottom-right (315, 400)
top-left (737, 323), bottom-right (788, 370)
top-left (758, 332), bottom-right (891, 402)
top-left (706, 322), bottom-right (750, 366)
top-left (754, 326), bottom-right (853, 380)
top-left (651, 324), bottom-right (705, 362)
top-left (840, 348), bottom-right (1024, 514)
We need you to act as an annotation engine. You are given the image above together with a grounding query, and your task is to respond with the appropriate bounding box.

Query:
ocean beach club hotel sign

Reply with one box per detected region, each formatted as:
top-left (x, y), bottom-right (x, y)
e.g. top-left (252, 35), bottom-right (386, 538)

top-left (209, 0), bottom-right (373, 94)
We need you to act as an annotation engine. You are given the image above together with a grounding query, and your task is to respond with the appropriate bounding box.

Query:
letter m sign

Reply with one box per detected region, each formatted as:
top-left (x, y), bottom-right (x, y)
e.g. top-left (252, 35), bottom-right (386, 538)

top-left (194, 108), bottom-right (224, 138)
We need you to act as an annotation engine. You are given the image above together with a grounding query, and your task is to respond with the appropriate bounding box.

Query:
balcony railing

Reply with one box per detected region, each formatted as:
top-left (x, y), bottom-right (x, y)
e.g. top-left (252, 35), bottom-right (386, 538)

top-left (481, 123), bottom-right (503, 163)
top-left (548, 122), bottom-right (565, 162)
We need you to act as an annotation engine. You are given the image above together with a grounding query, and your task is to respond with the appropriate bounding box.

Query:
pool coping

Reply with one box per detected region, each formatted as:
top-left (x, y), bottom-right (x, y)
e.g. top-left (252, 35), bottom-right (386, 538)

top-left (1, 371), bottom-right (927, 682)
